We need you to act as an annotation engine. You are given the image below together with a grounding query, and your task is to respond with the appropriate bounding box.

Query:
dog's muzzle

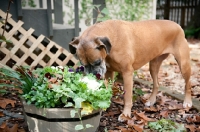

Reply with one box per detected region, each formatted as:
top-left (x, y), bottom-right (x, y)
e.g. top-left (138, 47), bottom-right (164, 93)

top-left (84, 61), bottom-right (107, 78)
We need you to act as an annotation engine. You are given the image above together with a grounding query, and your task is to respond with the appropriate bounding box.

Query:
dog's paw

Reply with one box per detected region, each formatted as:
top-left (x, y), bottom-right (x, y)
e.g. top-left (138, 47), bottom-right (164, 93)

top-left (183, 101), bottom-right (192, 108)
top-left (145, 100), bottom-right (155, 107)
top-left (145, 101), bottom-right (151, 107)
top-left (118, 114), bottom-right (131, 122)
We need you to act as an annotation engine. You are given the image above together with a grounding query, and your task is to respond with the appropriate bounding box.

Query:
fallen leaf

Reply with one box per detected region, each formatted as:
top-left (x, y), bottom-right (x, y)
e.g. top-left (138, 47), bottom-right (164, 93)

top-left (112, 97), bottom-right (124, 105)
top-left (0, 98), bottom-right (16, 108)
top-left (108, 130), bottom-right (121, 132)
top-left (48, 77), bottom-right (57, 83)
top-left (158, 96), bottom-right (171, 106)
top-left (0, 111), bottom-right (4, 117)
top-left (134, 111), bottom-right (156, 122)
top-left (13, 88), bottom-right (23, 94)
top-left (186, 116), bottom-right (193, 123)
top-left (115, 126), bottom-right (133, 132)
top-left (196, 126), bottom-right (200, 132)
top-left (195, 115), bottom-right (200, 123)
top-left (138, 119), bottom-right (146, 124)
top-left (16, 128), bottom-right (26, 132)
top-left (103, 111), bottom-right (121, 117)
top-left (191, 58), bottom-right (199, 62)
top-left (178, 109), bottom-right (186, 115)
top-left (7, 124), bottom-right (18, 132)
top-left (144, 106), bottom-right (158, 112)
top-left (119, 114), bottom-right (132, 122)
top-left (132, 124), bottom-right (144, 132)
top-left (127, 119), bottom-right (136, 127)
top-left (167, 103), bottom-right (183, 110)
top-left (0, 122), bottom-right (7, 129)
top-left (160, 110), bottom-right (169, 118)
top-left (185, 124), bottom-right (196, 132)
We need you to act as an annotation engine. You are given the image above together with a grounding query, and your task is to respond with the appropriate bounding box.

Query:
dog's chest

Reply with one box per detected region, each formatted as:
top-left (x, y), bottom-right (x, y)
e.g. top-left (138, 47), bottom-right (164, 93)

top-left (105, 57), bottom-right (121, 72)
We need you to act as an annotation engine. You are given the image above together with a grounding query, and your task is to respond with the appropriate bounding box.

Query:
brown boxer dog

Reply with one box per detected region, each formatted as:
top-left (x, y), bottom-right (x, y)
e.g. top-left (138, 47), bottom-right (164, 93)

top-left (69, 20), bottom-right (192, 121)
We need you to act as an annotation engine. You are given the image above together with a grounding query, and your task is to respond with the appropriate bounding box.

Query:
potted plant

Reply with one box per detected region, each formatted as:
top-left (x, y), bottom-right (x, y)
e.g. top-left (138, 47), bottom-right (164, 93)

top-left (0, 65), bottom-right (113, 132)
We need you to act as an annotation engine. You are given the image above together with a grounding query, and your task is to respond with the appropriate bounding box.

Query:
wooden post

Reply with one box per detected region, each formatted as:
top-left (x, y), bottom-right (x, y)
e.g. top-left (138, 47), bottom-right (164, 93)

top-left (39, 0), bottom-right (43, 8)
top-left (74, 0), bottom-right (79, 37)
top-left (47, 0), bottom-right (53, 38)
top-left (53, 0), bottom-right (63, 24)
top-left (181, 2), bottom-right (186, 28)
top-left (164, 0), bottom-right (170, 19)
top-left (16, 0), bottom-right (22, 20)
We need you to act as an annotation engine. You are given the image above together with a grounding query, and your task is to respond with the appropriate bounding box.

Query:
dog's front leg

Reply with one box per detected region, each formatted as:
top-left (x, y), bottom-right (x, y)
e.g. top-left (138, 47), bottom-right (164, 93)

top-left (118, 70), bottom-right (133, 122)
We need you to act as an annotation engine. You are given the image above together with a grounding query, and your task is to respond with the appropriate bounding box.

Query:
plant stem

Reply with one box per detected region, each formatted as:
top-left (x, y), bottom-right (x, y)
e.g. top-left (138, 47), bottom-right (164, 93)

top-left (2, 0), bottom-right (13, 37)
top-left (77, 109), bottom-right (85, 131)
top-left (0, 0), bottom-right (13, 47)
top-left (94, 7), bottom-right (101, 24)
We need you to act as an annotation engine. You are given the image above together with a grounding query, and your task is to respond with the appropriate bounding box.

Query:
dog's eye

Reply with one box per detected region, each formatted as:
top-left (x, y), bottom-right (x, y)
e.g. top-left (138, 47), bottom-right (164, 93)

top-left (93, 59), bottom-right (101, 66)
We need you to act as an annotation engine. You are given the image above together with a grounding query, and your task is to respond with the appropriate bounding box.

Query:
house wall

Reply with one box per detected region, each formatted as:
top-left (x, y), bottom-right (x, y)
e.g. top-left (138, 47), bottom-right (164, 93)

top-left (22, 0), bottom-right (157, 35)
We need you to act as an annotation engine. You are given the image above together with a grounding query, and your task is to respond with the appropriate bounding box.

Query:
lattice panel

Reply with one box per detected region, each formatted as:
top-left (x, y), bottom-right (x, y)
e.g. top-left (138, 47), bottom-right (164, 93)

top-left (0, 9), bottom-right (79, 69)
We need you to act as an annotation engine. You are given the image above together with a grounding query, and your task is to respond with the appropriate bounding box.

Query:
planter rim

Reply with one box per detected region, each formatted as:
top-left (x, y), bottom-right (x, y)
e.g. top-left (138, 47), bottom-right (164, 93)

top-left (21, 98), bottom-right (101, 119)
top-left (25, 110), bottom-right (100, 122)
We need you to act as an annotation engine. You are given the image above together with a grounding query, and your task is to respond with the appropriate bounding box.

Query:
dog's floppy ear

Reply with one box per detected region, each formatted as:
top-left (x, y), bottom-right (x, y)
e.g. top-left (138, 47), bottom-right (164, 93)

top-left (69, 37), bottom-right (79, 54)
top-left (95, 37), bottom-right (112, 54)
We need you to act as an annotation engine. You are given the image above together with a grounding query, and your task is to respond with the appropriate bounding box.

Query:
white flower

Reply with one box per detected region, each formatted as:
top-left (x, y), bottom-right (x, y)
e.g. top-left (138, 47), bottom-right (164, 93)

top-left (51, 66), bottom-right (63, 71)
top-left (51, 66), bottom-right (56, 69)
top-left (57, 66), bottom-right (64, 69)
top-left (81, 76), bottom-right (102, 91)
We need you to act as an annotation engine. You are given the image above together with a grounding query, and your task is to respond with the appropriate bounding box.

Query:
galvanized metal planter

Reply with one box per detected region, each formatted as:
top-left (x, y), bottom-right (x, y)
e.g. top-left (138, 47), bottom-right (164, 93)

top-left (22, 100), bottom-right (101, 132)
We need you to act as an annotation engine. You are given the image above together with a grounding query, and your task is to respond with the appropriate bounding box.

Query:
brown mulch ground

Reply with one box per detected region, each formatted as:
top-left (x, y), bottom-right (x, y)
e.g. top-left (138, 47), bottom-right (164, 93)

top-left (1, 81), bottom-right (200, 132)
top-left (0, 39), bottom-right (200, 132)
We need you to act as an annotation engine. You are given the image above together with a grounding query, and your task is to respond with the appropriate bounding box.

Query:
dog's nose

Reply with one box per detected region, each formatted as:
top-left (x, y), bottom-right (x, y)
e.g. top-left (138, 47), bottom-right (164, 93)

top-left (93, 71), bottom-right (98, 75)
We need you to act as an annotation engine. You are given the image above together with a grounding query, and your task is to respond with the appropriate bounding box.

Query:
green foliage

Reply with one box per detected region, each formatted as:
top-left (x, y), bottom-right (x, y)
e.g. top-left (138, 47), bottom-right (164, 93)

top-left (10, 66), bottom-right (113, 114)
top-left (21, 0), bottom-right (36, 7)
top-left (64, 0), bottom-right (151, 26)
top-left (75, 124), bottom-right (84, 130)
top-left (0, 65), bottom-right (35, 95)
top-left (106, 0), bottom-right (151, 21)
top-left (64, 0), bottom-right (75, 25)
top-left (0, 65), bottom-right (112, 112)
top-left (0, 35), bottom-right (12, 44)
top-left (132, 88), bottom-right (145, 102)
top-left (0, 65), bottom-right (113, 130)
top-left (94, 5), bottom-right (111, 23)
top-left (148, 118), bottom-right (186, 132)
top-left (80, 0), bottom-right (93, 21)
top-left (184, 27), bottom-right (200, 38)
top-left (70, 108), bottom-right (94, 130)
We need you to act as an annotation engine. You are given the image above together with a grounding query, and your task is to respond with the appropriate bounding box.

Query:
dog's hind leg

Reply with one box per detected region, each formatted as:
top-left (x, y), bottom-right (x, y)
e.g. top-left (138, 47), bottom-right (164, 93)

top-left (173, 39), bottom-right (192, 108)
top-left (145, 54), bottom-right (169, 106)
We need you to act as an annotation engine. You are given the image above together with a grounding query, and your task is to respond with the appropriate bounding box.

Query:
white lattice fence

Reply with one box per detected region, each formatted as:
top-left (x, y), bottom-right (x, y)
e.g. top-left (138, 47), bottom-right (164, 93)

top-left (0, 9), bottom-right (79, 69)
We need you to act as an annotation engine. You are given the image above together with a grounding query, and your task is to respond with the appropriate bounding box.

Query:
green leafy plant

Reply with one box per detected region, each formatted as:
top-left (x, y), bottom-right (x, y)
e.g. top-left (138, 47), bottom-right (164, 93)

top-left (132, 87), bottom-right (145, 102)
top-left (0, 65), bottom-right (35, 94)
top-left (148, 118), bottom-right (186, 132)
top-left (0, 65), bottom-right (113, 130)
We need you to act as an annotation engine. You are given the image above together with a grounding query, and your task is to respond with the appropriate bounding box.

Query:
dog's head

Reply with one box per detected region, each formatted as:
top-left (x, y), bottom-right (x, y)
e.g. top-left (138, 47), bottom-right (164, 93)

top-left (69, 37), bottom-right (111, 78)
